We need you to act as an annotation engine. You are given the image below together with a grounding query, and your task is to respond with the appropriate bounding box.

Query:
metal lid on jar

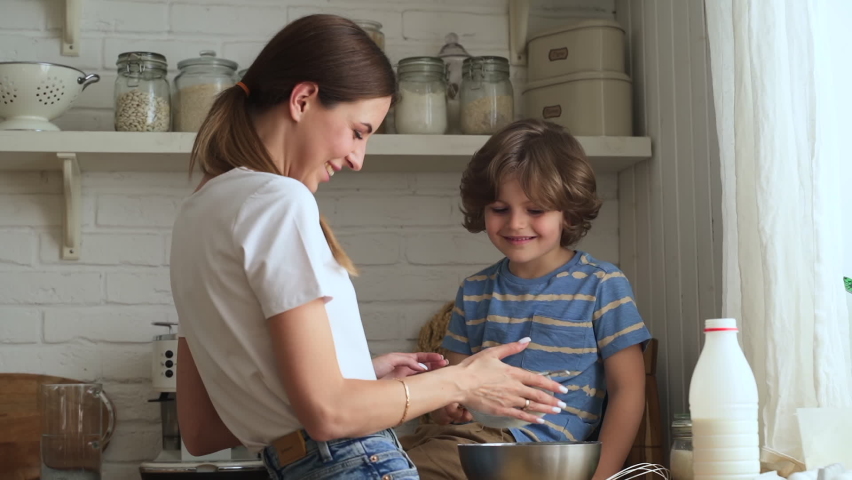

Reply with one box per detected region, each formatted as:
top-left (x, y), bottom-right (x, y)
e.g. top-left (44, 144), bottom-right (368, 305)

top-left (353, 19), bottom-right (383, 31)
top-left (671, 413), bottom-right (692, 438)
top-left (463, 56), bottom-right (510, 72)
top-left (116, 51), bottom-right (168, 70)
top-left (528, 19), bottom-right (625, 43)
top-left (177, 50), bottom-right (238, 71)
top-left (397, 56), bottom-right (446, 75)
top-left (437, 33), bottom-right (471, 59)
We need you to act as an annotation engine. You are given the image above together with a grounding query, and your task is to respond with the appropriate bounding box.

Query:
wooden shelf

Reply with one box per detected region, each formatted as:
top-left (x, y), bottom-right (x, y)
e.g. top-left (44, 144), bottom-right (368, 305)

top-left (0, 131), bottom-right (651, 260)
top-left (0, 132), bottom-right (651, 174)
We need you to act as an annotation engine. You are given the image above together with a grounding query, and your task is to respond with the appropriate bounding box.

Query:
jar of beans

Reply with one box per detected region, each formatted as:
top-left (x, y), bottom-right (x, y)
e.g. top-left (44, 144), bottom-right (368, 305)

top-left (114, 52), bottom-right (171, 132)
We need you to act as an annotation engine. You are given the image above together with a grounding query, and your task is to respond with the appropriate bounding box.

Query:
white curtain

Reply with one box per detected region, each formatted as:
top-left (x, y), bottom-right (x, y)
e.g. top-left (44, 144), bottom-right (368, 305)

top-left (705, 0), bottom-right (852, 461)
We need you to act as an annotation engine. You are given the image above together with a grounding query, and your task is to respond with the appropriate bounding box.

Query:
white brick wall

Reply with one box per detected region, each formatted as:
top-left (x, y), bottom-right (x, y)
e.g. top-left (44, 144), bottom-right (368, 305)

top-left (0, 1), bottom-right (617, 478)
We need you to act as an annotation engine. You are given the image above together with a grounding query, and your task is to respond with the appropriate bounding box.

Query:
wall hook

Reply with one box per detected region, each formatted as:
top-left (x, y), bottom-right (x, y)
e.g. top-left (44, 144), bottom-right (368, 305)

top-left (62, 0), bottom-right (81, 57)
top-left (58, 153), bottom-right (80, 260)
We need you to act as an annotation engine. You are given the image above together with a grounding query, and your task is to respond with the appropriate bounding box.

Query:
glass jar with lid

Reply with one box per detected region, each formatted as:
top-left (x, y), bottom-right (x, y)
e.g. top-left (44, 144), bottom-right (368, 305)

top-left (173, 50), bottom-right (239, 132)
top-left (460, 56), bottom-right (514, 135)
top-left (353, 19), bottom-right (385, 52)
top-left (395, 57), bottom-right (448, 135)
top-left (354, 19), bottom-right (388, 133)
top-left (114, 52), bottom-right (171, 132)
top-left (670, 414), bottom-right (694, 480)
top-left (437, 33), bottom-right (471, 134)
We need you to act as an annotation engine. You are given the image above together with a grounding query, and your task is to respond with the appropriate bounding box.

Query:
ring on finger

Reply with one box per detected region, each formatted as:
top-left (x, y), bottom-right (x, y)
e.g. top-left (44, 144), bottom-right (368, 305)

top-left (523, 398), bottom-right (530, 410)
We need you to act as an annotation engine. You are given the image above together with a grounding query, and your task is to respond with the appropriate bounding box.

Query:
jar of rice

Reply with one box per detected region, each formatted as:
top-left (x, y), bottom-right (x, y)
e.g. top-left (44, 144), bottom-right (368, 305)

top-left (173, 50), bottom-right (239, 132)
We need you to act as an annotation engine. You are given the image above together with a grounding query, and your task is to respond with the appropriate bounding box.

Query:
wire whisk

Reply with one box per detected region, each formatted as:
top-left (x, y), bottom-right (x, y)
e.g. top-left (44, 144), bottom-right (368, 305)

top-left (606, 463), bottom-right (671, 480)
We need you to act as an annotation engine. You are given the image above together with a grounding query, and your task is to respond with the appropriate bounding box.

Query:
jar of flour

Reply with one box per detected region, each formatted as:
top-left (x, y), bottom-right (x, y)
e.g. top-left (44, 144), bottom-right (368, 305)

top-left (173, 50), bottom-right (239, 132)
top-left (394, 57), bottom-right (448, 135)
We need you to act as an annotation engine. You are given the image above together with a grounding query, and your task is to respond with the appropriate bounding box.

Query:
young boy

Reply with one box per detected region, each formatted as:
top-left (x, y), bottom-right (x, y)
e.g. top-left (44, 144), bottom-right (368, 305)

top-left (402, 119), bottom-right (651, 480)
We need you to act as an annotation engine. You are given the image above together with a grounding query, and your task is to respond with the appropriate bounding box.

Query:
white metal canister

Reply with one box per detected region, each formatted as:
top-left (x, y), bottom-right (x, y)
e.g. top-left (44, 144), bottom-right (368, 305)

top-left (522, 71), bottom-right (632, 136)
top-left (526, 19), bottom-right (626, 82)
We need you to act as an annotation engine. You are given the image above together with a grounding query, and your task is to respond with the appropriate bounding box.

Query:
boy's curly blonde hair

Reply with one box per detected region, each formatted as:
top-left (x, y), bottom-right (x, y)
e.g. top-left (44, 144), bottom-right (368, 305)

top-left (460, 119), bottom-right (602, 247)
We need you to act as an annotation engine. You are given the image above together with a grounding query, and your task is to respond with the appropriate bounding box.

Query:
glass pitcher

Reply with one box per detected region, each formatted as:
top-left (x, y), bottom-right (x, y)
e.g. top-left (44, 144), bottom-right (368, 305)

top-left (40, 383), bottom-right (115, 480)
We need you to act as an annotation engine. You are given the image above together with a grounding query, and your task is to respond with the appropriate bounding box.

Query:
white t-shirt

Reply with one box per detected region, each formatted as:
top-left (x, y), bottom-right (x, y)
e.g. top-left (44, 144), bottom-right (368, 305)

top-left (170, 167), bottom-right (376, 453)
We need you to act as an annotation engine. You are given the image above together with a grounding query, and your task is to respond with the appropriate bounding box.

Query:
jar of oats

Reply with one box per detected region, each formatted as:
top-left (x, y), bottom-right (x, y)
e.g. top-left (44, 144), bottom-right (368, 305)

top-left (460, 56), bottom-right (514, 135)
top-left (114, 52), bottom-right (171, 132)
top-left (173, 50), bottom-right (239, 132)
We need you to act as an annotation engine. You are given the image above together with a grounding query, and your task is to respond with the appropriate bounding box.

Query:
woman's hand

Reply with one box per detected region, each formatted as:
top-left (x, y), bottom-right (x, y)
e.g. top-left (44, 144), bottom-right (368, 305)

top-left (457, 338), bottom-right (568, 424)
top-left (372, 352), bottom-right (449, 380)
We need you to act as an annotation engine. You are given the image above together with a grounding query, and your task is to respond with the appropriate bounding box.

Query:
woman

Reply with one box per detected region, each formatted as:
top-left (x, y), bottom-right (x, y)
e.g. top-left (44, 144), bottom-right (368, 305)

top-left (169, 14), bottom-right (567, 480)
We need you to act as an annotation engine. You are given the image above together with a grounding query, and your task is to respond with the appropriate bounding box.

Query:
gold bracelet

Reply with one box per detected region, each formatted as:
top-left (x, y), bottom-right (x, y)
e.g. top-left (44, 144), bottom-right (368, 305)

top-left (396, 379), bottom-right (410, 425)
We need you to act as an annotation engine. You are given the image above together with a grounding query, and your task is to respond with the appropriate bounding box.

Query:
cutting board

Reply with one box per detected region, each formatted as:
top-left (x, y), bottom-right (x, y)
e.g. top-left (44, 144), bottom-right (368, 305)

top-left (0, 373), bottom-right (116, 480)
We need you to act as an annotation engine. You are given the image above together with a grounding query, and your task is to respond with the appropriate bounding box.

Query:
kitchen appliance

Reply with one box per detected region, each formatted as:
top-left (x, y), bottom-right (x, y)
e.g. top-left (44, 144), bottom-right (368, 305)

top-left (457, 441), bottom-right (601, 480)
top-left (0, 62), bottom-right (99, 131)
top-left (139, 322), bottom-right (268, 479)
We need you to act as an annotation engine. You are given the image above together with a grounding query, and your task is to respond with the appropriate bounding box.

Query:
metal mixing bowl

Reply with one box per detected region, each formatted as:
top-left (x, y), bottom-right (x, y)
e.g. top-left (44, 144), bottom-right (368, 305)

top-left (458, 441), bottom-right (601, 480)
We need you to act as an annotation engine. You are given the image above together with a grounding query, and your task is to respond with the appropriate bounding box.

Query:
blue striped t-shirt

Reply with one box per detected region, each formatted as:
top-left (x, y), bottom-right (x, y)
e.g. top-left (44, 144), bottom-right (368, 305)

top-left (441, 251), bottom-right (651, 443)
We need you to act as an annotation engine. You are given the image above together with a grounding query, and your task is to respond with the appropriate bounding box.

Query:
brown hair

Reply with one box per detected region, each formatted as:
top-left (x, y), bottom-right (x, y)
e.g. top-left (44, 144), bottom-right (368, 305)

top-left (459, 119), bottom-right (602, 247)
top-left (189, 14), bottom-right (396, 275)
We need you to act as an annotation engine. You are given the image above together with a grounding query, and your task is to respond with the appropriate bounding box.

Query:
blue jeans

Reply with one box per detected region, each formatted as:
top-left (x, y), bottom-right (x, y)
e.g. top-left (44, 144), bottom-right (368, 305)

top-left (262, 428), bottom-right (419, 480)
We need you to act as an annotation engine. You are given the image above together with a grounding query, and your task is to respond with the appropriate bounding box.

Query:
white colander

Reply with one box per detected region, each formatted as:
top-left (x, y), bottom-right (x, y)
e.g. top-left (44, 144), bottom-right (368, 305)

top-left (0, 62), bottom-right (100, 131)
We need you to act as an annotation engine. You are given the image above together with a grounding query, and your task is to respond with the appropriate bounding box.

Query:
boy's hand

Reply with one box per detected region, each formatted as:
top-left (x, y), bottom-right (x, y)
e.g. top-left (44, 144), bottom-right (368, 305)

top-left (431, 403), bottom-right (473, 425)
